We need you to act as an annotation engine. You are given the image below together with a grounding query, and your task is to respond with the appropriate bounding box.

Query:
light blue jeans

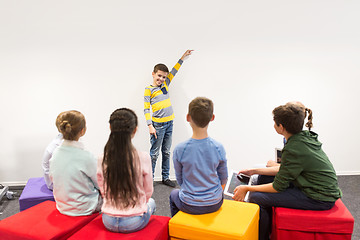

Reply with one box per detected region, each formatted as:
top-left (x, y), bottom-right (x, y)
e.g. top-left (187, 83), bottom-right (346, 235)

top-left (150, 121), bottom-right (173, 180)
top-left (169, 189), bottom-right (224, 217)
top-left (101, 198), bottom-right (156, 233)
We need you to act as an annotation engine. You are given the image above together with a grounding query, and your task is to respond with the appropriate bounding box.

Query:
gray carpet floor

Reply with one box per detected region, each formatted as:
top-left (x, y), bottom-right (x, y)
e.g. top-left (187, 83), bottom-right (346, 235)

top-left (1, 175), bottom-right (359, 239)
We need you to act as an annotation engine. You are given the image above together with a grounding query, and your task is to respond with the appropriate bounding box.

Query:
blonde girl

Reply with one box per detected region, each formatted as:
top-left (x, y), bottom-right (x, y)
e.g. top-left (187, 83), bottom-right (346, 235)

top-left (50, 110), bottom-right (101, 216)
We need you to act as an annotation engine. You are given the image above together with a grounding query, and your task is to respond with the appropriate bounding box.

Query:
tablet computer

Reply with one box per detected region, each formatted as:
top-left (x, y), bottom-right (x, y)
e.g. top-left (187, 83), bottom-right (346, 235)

top-left (224, 171), bottom-right (251, 198)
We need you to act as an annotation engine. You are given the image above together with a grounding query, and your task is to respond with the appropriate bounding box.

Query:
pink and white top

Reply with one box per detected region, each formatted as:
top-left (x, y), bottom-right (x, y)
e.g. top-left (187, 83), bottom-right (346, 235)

top-left (97, 150), bottom-right (153, 217)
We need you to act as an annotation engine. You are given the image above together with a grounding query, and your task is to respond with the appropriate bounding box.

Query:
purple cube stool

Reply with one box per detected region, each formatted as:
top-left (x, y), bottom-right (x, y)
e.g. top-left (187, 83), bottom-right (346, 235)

top-left (19, 177), bottom-right (55, 211)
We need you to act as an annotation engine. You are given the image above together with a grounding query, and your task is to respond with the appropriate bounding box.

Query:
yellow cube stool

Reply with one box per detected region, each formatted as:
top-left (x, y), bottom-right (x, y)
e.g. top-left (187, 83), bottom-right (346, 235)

top-left (169, 199), bottom-right (259, 240)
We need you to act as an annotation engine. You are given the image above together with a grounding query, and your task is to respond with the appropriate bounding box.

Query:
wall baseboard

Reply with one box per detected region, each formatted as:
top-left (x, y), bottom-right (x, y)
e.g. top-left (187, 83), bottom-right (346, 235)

top-left (1, 181), bottom-right (27, 187)
top-left (153, 177), bottom-right (177, 182)
top-left (1, 173), bottom-right (359, 187)
top-left (336, 171), bottom-right (360, 176)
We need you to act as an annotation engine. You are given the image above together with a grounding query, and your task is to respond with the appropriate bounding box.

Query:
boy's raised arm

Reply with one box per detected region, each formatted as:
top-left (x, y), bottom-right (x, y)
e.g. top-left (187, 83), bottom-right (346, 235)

top-left (165, 50), bottom-right (194, 86)
top-left (180, 50), bottom-right (194, 61)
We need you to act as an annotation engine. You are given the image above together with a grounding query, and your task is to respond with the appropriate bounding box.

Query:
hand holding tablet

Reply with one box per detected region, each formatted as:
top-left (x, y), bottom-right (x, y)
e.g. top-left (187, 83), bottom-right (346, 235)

top-left (224, 171), bottom-right (251, 199)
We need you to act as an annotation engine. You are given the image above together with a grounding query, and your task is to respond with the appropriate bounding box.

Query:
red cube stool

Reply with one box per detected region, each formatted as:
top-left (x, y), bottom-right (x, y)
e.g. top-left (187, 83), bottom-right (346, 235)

top-left (271, 199), bottom-right (354, 240)
top-left (68, 214), bottom-right (170, 240)
top-left (0, 200), bottom-right (99, 240)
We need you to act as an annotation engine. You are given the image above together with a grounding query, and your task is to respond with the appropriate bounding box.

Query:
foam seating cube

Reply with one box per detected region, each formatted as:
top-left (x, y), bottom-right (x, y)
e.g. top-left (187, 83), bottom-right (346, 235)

top-left (19, 177), bottom-right (55, 211)
top-left (169, 199), bottom-right (259, 240)
top-left (271, 199), bottom-right (354, 240)
top-left (68, 214), bottom-right (170, 240)
top-left (0, 200), bottom-right (99, 240)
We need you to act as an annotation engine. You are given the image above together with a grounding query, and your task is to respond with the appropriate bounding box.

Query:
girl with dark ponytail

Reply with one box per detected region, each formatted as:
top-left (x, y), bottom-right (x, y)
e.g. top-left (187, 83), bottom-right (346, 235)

top-left (97, 108), bottom-right (155, 233)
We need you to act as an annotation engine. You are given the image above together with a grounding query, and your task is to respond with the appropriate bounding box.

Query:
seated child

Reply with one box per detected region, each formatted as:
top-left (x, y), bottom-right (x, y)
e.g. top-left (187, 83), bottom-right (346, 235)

top-left (97, 108), bottom-right (155, 233)
top-left (233, 103), bottom-right (342, 240)
top-left (240, 101), bottom-right (308, 185)
top-left (169, 97), bottom-right (228, 217)
top-left (50, 110), bottom-right (101, 216)
top-left (42, 112), bottom-right (65, 190)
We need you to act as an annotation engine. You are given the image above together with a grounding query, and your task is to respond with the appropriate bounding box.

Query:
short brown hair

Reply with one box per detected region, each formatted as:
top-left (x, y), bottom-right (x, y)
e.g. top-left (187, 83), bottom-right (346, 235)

top-left (188, 97), bottom-right (214, 128)
top-left (58, 110), bottom-right (86, 140)
top-left (273, 103), bottom-right (308, 134)
top-left (153, 63), bottom-right (169, 73)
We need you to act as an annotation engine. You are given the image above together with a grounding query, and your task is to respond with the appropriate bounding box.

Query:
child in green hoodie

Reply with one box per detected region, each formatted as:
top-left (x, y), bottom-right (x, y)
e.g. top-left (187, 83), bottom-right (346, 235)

top-left (233, 103), bottom-right (342, 240)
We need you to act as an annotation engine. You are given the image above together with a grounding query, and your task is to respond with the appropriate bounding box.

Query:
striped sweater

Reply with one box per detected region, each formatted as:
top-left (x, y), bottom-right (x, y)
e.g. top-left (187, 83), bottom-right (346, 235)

top-left (144, 59), bottom-right (183, 125)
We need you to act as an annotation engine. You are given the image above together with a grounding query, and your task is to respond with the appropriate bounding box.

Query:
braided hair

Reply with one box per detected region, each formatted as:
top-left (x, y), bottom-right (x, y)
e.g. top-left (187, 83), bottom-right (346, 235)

top-left (305, 108), bottom-right (313, 131)
top-left (102, 108), bottom-right (139, 208)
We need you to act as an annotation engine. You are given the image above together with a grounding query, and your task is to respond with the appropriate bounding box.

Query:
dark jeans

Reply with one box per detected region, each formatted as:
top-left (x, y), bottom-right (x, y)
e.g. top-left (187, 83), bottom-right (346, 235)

top-left (169, 189), bottom-right (224, 217)
top-left (256, 175), bottom-right (275, 185)
top-left (150, 121), bottom-right (173, 180)
top-left (249, 177), bottom-right (335, 240)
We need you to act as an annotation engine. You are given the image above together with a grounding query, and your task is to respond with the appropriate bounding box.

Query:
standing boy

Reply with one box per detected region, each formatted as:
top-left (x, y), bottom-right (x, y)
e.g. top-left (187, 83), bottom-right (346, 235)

top-left (169, 97), bottom-right (228, 216)
top-left (144, 50), bottom-right (193, 187)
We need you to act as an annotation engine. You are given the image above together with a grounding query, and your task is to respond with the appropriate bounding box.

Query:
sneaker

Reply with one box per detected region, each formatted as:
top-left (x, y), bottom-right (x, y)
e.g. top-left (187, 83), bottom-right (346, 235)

top-left (162, 179), bottom-right (176, 188)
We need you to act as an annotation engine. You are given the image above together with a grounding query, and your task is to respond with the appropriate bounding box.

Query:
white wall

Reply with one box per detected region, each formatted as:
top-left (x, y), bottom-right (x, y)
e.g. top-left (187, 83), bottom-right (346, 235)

top-left (1, 0), bottom-right (360, 185)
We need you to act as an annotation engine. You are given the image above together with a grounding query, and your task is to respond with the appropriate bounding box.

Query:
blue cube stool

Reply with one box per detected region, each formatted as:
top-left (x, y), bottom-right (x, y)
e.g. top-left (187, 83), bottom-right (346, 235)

top-left (19, 177), bottom-right (55, 211)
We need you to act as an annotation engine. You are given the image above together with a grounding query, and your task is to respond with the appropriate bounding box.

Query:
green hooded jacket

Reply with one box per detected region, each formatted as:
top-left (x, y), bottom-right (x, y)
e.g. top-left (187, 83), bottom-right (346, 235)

top-left (273, 130), bottom-right (342, 202)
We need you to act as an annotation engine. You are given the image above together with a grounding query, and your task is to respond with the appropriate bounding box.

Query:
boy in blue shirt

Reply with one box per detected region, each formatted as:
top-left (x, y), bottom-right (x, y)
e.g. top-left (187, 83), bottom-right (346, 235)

top-left (169, 97), bottom-right (228, 216)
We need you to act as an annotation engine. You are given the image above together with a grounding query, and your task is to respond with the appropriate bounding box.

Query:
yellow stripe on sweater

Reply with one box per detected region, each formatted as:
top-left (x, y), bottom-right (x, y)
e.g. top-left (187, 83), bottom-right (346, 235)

top-left (145, 113), bottom-right (151, 121)
top-left (152, 114), bottom-right (175, 123)
top-left (144, 102), bottom-right (151, 109)
top-left (152, 89), bottom-right (164, 98)
top-left (144, 88), bottom-right (151, 96)
top-left (152, 98), bottom-right (172, 112)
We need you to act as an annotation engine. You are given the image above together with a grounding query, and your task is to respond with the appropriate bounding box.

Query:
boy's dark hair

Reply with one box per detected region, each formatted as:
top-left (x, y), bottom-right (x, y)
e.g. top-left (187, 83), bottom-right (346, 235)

top-left (273, 103), bottom-right (313, 134)
top-left (153, 63), bottom-right (169, 73)
top-left (188, 97), bottom-right (214, 128)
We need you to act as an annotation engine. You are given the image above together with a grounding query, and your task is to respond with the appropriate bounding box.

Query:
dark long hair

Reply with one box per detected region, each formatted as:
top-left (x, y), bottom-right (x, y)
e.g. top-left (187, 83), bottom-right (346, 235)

top-left (102, 108), bottom-right (139, 208)
top-left (305, 108), bottom-right (313, 131)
